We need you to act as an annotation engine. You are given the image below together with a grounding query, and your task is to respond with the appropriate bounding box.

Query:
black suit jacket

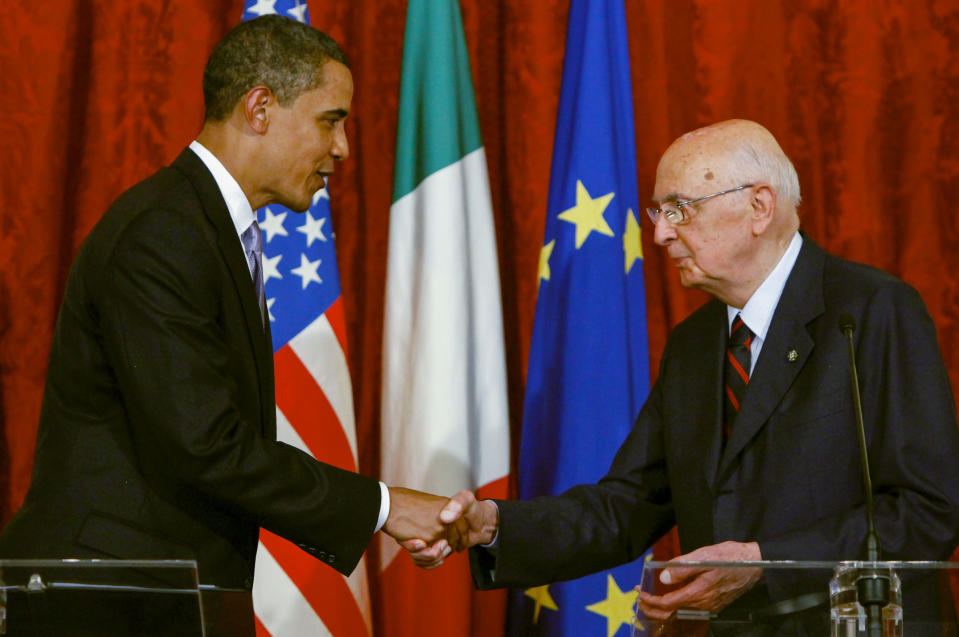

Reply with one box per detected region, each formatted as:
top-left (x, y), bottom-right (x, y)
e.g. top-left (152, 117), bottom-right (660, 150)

top-left (472, 237), bottom-right (959, 610)
top-left (0, 148), bottom-right (380, 590)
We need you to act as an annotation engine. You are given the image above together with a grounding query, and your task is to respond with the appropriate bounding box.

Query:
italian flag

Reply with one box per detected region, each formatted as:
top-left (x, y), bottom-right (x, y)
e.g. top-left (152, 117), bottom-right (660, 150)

top-left (378, 0), bottom-right (510, 635)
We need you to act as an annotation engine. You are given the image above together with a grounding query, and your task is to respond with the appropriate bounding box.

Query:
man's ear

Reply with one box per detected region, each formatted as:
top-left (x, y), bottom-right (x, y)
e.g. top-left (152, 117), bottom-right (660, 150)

top-left (751, 184), bottom-right (777, 235)
top-left (243, 86), bottom-right (273, 134)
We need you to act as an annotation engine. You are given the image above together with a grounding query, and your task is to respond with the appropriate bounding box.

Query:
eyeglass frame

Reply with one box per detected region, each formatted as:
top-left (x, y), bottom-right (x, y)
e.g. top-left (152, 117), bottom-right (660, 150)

top-left (646, 184), bottom-right (755, 226)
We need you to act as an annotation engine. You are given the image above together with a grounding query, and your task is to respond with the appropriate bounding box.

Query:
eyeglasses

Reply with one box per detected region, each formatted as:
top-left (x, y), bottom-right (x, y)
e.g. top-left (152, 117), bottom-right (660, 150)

top-left (646, 184), bottom-right (754, 226)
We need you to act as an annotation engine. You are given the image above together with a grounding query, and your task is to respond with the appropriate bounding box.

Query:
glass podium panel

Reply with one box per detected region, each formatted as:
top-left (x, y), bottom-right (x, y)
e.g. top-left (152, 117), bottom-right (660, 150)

top-left (0, 559), bottom-right (207, 636)
top-left (632, 561), bottom-right (959, 636)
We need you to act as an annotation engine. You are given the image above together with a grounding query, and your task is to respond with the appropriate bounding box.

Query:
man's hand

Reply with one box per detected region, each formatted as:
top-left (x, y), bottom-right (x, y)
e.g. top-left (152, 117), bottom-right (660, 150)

top-left (440, 489), bottom-right (499, 551)
top-left (383, 486), bottom-right (451, 548)
top-left (636, 541), bottom-right (762, 622)
top-left (399, 489), bottom-right (500, 570)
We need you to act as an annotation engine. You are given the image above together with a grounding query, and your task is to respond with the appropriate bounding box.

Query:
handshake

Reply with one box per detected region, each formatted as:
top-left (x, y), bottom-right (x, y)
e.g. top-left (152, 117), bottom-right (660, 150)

top-left (382, 487), bottom-right (499, 569)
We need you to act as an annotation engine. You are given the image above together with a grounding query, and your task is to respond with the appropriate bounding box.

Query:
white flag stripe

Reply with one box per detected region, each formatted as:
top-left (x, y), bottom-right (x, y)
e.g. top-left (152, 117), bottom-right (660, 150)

top-left (345, 560), bottom-right (373, 636)
top-left (275, 405), bottom-right (309, 453)
top-left (382, 147), bottom-right (510, 494)
top-left (271, 406), bottom-right (373, 635)
top-left (288, 313), bottom-right (359, 462)
top-left (253, 544), bottom-right (334, 637)
top-left (378, 531), bottom-right (403, 573)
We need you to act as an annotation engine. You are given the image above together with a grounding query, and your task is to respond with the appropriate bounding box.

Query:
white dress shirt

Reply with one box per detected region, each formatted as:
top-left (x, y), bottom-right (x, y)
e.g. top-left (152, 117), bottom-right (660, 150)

top-left (727, 232), bottom-right (803, 373)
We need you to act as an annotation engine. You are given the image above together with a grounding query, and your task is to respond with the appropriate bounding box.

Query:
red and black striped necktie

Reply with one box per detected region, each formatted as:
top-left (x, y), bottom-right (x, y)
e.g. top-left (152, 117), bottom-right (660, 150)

top-left (724, 314), bottom-right (753, 436)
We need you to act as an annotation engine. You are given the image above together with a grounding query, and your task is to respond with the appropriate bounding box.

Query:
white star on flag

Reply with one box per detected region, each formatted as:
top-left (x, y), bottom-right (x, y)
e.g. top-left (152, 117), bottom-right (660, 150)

top-left (266, 297), bottom-right (276, 323)
top-left (291, 253), bottom-right (322, 289)
top-left (287, 1), bottom-right (308, 22)
top-left (245, 0), bottom-right (277, 17)
top-left (263, 253), bottom-right (283, 284)
top-left (296, 211), bottom-right (327, 246)
top-left (260, 207), bottom-right (289, 242)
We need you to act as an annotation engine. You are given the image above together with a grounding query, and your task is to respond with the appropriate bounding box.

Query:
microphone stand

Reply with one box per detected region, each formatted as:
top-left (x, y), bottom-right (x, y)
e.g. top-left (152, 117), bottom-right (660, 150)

top-left (840, 314), bottom-right (889, 637)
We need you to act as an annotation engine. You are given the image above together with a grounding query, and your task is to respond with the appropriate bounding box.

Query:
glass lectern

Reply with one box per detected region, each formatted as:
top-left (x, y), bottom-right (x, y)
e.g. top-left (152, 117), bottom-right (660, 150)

top-left (0, 559), bottom-right (248, 637)
top-left (632, 560), bottom-right (959, 636)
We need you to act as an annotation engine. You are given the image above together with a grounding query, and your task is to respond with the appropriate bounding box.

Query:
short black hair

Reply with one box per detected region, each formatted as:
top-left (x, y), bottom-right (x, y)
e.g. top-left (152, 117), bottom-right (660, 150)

top-left (202, 15), bottom-right (349, 122)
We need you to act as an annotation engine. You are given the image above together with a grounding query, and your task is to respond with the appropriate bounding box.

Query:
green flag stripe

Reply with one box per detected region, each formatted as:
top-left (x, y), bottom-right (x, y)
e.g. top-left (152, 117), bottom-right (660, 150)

top-left (392, 0), bottom-right (483, 202)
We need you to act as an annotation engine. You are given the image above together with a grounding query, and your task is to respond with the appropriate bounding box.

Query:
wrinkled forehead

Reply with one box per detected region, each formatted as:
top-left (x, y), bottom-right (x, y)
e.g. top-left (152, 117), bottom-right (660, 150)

top-left (653, 137), bottom-right (736, 202)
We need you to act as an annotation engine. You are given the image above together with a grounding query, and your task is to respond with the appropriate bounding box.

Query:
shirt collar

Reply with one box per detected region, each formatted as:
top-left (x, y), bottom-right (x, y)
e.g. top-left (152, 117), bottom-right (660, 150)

top-left (189, 140), bottom-right (256, 238)
top-left (727, 231), bottom-right (803, 338)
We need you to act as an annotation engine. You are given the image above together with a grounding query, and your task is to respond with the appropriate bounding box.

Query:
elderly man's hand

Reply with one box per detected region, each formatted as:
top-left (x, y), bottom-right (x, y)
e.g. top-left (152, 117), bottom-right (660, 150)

top-left (636, 541), bottom-right (762, 622)
top-left (440, 489), bottom-right (499, 552)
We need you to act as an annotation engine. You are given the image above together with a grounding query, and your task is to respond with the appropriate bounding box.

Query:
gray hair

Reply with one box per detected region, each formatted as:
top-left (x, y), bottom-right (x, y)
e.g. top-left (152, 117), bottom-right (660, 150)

top-left (727, 140), bottom-right (801, 211)
top-left (202, 15), bottom-right (349, 122)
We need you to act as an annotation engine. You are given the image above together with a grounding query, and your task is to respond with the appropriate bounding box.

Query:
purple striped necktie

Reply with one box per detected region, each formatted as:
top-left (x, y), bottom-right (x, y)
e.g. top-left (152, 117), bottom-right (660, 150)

top-left (241, 220), bottom-right (266, 326)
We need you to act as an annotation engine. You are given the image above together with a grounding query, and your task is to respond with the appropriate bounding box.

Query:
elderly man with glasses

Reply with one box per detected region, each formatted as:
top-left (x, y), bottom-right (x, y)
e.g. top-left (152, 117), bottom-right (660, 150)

top-left (419, 119), bottom-right (959, 630)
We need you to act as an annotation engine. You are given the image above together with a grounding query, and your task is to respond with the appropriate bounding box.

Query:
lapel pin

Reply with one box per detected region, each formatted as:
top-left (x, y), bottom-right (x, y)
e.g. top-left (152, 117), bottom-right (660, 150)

top-left (787, 349), bottom-right (799, 362)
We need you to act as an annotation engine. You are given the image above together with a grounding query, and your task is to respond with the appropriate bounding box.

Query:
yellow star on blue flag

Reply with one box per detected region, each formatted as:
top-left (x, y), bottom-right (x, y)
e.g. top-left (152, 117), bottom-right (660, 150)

top-left (558, 180), bottom-right (615, 249)
top-left (585, 575), bottom-right (641, 637)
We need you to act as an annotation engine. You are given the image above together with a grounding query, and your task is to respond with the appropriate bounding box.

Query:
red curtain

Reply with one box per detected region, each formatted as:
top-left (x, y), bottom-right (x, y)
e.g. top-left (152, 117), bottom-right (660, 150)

top-left (4, 0), bottom-right (959, 627)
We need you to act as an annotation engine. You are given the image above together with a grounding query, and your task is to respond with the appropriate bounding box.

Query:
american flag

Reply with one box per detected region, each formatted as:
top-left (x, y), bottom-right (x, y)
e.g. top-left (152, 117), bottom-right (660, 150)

top-left (243, 4), bottom-right (372, 636)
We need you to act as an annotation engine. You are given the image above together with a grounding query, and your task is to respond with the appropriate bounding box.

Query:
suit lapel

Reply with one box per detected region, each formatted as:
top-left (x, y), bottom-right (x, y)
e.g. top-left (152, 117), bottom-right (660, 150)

top-left (686, 302), bottom-right (728, 491)
top-left (170, 148), bottom-right (276, 434)
top-left (716, 237), bottom-right (827, 481)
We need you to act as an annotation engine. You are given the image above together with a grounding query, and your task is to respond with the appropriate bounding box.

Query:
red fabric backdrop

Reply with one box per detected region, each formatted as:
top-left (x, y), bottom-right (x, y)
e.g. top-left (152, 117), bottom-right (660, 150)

top-left (3, 0), bottom-right (959, 628)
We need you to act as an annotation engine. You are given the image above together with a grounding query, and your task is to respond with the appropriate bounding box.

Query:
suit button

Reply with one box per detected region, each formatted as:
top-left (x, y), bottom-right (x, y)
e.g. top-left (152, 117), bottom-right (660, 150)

top-left (244, 577), bottom-right (254, 590)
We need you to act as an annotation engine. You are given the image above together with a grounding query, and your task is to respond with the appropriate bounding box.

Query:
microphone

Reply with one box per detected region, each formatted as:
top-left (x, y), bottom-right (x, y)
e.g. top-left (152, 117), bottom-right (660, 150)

top-left (839, 313), bottom-right (888, 637)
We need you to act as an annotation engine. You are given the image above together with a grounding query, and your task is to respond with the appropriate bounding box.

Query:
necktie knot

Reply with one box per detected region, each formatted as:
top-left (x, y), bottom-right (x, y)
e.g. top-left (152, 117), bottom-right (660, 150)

top-left (729, 316), bottom-right (753, 350)
top-left (242, 220), bottom-right (263, 258)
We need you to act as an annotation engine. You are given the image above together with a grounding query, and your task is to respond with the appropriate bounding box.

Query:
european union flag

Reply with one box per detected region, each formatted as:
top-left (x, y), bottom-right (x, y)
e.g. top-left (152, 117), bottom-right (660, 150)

top-left (510, 1), bottom-right (651, 636)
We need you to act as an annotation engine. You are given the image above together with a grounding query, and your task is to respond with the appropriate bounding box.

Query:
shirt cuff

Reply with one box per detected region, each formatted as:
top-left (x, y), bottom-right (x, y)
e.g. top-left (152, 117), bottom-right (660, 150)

top-left (375, 481), bottom-right (390, 533)
top-left (480, 500), bottom-right (499, 548)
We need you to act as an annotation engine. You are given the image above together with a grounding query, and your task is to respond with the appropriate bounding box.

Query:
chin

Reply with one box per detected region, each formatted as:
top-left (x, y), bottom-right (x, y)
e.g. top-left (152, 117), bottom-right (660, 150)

top-left (677, 270), bottom-right (698, 288)
top-left (279, 195), bottom-right (311, 213)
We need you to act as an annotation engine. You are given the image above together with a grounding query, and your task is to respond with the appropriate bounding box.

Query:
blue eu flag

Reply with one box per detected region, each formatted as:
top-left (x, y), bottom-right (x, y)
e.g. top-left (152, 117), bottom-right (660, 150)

top-left (510, 0), bottom-right (651, 635)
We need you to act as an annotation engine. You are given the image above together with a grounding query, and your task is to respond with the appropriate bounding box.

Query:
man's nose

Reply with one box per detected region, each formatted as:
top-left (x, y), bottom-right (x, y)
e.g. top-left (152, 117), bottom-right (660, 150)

top-left (332, 126), bottom-right (349, 161)
top-left (653, 215), bottom-right (677, 245)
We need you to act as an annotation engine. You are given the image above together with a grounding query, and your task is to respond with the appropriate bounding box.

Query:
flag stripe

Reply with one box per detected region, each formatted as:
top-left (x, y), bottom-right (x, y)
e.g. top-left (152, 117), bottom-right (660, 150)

top-left (322, 296), bottom-right (351, 365)
top-left (288, 311), bottom-right (359, 461)
top-left (274, 345), bottom-right (356, 472)
top-left (260, 530), bottom-right (369, 637)
top-left (391, 0), bottom-right (482, 201)
top-left (381, 149), bottom-right (510, 493)
top-left (253, 542), bottom-right (334, 637)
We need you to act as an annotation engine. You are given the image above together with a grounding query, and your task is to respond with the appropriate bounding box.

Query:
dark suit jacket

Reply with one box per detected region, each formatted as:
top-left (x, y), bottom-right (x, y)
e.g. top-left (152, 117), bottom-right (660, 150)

top-left (472, 237), bottom-right (959, 614)
top-left (0, 148), bottom-right (380, 591)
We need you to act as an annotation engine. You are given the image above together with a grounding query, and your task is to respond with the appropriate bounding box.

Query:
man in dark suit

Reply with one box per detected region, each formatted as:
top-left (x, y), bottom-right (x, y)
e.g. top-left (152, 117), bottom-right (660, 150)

top-left (420, 119), bottom-right (959, 627)
top-left (0, 15), bottom-right (450, 633)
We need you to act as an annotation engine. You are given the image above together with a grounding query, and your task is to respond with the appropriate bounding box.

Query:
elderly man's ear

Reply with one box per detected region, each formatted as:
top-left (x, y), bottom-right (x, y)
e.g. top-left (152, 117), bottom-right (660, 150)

top-left (750, 184), bottom-right (777, 235)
